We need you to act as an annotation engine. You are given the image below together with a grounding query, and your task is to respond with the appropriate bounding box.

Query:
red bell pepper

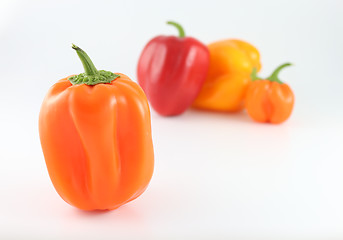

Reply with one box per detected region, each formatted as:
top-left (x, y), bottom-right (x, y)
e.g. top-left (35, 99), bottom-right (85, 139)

top-left (137, 21), bottom-right (210, 116)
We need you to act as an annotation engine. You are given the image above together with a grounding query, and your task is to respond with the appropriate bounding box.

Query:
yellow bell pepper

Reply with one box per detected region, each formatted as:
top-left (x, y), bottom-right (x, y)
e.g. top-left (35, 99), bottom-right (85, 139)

top-left (192, 39), bottom-right (261, 112)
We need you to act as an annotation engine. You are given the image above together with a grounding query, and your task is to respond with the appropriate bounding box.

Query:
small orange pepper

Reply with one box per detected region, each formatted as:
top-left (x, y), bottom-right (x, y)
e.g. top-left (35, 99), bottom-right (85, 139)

top-left (192, 39), bottom-right (261, 112)
top-left (39, 45), bottom-right (154, 210)
top-left (245, 63), bottom-right (294, 124)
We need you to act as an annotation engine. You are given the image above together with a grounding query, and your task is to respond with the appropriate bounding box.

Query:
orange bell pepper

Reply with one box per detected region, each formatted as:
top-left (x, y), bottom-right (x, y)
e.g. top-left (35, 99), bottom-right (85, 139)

top-left (192, 39), bottom-right (261, 112)
top-left (39, 45), bottom-right (154, 210)
top-left (245, 63), bottom-right (294, 124)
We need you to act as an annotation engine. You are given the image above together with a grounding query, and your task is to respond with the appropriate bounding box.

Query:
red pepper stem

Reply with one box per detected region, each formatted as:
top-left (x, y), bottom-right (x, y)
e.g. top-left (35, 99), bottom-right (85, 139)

top-left (167, 21), bottom-right (185, 38)
top-left (267, 63), bottom-right (292, 84)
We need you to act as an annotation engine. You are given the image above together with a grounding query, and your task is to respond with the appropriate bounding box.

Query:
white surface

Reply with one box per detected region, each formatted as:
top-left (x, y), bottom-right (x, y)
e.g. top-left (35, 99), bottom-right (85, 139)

top-left (1, 0), bottom-right (343, 239)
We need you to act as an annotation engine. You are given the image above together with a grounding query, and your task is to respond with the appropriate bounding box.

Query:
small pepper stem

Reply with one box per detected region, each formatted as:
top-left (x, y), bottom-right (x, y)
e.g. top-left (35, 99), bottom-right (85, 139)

top-left (72, 44), bottom-right (98, 75)
top-left (167, 21), bottom-right (185, 38)
top-left (69, 44), bottom-right (120, 85)
top-left (267, 63), bottom-right (292, 84)
top-left (250, 68), bottom-right (261, 82)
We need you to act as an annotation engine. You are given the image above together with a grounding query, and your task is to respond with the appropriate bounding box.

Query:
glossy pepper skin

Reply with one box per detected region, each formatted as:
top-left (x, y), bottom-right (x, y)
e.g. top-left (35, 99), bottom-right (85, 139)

top-left (39, 45), bottom-right (154, 210)
top-left (246, 63), bottom-right (294, 124)
top-left (137, 21), bottom-right (209, 116)
top-left (192, 39), bottom-right (261, 112)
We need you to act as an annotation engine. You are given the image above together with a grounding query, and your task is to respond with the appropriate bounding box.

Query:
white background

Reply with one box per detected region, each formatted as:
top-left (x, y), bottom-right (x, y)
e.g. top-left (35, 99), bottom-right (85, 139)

top-left (1, 0), bottom-right (343, 239)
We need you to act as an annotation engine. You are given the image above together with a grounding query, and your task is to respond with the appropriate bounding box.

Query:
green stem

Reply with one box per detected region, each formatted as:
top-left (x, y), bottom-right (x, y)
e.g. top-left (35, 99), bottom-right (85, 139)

top-left (71, 44), bottom-right (98, 75)
top-left (267, 63), bottom-right (292, 84)
top-left (69, 44), bottom-right (120, 86)
top-left (250, 67), bottom-right (262, 82)
top-left (167, 21), bottom-right (185, 38)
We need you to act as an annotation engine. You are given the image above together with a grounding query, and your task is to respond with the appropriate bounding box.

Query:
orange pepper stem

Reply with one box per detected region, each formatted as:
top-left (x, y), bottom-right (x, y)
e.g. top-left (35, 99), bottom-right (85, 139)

top-left (68, 44), bottom-right (120, 86)
top-left (267, 63), bottom-right (292, 84)
top-left (71, 44), bottom-right (98, 75)
top-left (167, 21), bottom-right (185, 38)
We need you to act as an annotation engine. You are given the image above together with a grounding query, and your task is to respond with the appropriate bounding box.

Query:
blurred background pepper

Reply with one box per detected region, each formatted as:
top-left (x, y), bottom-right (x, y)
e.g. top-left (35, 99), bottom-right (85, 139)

top-left (245, 63), bottom-right (294, 124)
top-left (137, 21), bottom-right (209, 116)
top-left (192, 39), bottom-right (261, 112)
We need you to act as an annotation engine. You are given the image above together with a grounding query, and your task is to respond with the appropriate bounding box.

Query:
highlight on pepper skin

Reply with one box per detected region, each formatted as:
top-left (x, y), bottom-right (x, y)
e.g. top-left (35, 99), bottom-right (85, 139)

top-left (39, 44), bottom-right (154, 211)
top-left (245, 63), bottom-right (294, 124)
top-left (137, 21), bottom-right (210, 117)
